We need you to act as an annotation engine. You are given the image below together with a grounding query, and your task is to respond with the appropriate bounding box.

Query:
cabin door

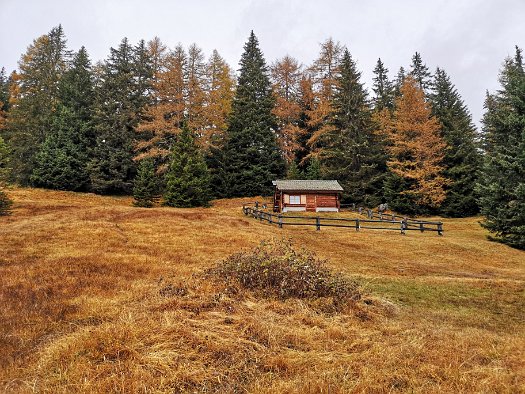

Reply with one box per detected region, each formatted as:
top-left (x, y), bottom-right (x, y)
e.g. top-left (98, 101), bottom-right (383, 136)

top-left (306, 194), bottom-right (316, 212)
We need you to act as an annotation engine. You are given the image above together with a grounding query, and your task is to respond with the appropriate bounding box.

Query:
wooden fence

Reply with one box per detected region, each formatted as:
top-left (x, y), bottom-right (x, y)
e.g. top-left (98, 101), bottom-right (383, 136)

top-left (242, 202), bottom-right (443, 235)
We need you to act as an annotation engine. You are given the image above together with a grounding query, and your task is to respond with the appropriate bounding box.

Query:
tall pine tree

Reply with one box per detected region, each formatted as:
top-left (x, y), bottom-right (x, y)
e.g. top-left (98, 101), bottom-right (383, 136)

top-left (319, 49), bottom-right (385, 206)
top-left (4, 25), bottom-right (71, 184)
top-left (410, 52), bottom-right (432, 93)
top-left (372, 58), bottom-right (394, 111)
top-left (0, 136), bottom-right (12, 215)
top-left (89, 38), bottom-right (153, 194)
top-left (133, 158), bottom-right (159, 207)
top-left (30, 105), bottom-right (88, 190)
top-left (31, 47), bottom-right (95, 190)
top-left (220, 31), bottom-right (284, 197)
top-left (164, 126), bottom-right (211, 207)
top-left (478, 47), bottom-right (525, 249)
top-left (430, 68), bottom-right (481, 217)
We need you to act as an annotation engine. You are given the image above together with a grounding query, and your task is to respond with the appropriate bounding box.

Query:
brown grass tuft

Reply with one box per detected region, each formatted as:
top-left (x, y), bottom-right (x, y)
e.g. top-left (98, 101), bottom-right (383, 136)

top-left (205, 238), bottom-right (361, 310)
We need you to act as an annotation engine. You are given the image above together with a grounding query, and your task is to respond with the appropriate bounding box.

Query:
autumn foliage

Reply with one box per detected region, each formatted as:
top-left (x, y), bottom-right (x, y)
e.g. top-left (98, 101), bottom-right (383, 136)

top-left (387, 77), bottom-right (449, 208)
top-left (271, 56), bottom-right (303, 163)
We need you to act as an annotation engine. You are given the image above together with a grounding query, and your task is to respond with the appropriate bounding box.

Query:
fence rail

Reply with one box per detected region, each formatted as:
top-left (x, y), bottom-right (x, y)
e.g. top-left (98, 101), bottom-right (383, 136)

top-left (242, 202), bottom-right (443, 235)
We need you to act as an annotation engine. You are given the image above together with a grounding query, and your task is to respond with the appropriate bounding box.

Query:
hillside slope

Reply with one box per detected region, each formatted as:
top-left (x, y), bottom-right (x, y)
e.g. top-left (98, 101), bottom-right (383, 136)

top-left (1, 188), bottom-right (524, 392)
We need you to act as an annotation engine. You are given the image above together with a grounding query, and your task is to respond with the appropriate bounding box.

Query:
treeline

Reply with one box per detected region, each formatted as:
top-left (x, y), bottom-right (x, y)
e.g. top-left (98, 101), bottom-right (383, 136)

top-left (0, 26), bottom-right (523, 249)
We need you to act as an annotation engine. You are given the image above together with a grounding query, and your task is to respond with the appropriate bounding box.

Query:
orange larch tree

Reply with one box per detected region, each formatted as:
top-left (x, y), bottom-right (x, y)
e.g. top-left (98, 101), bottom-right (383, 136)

top-left (203, 49), bottom-right (235, 149)
top-left (147, 37), bottom-right (167, 80)
top-left (306, 38), bottom-right (343, 158)
top-left (271, 55), bottom-right (303, 163)
top-left (386, 76), bottom-right (449, 209)
top-left (185, 44), bottom-right (208, 140)
top-left (135, 44), bottom-right (186, 173)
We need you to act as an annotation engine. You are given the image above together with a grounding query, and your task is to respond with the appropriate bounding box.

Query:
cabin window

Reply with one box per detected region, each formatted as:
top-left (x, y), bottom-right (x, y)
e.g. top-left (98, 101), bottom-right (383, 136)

top-left (289, 195), bottom-right (301, 204)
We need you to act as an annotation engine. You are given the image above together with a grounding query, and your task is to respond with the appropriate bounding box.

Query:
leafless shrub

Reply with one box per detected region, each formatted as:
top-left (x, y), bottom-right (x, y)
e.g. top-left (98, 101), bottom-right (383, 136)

top-left (206, 239), bottom-right (361, 307)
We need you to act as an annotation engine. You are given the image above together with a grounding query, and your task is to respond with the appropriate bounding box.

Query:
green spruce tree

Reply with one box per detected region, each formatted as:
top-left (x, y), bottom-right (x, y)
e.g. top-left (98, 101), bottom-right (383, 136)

top-left (4, 25), bottom-right (71, 184)
top-left (30, 105), bottom-right (88, 190)
top-left (305, 157), bottom-right (321, 179)
top-left (31, 47), bottom-right (95, 191)
top-left (410, 52), bottom-right (432, 93)
top-left (319, 49), bottom-right (385, 206)
top-left (372, 58), bottom-right (394, 110)
top-left (286, 161), bottom-right (303, 179)
top-left (0, 136), bottom-right (12, 215)
top-left (164, 127), bottom-right (211, 207)
top-left (89, 38), bottom-right (153, 194)
top-left (133, 158), bottom-right (159, 207)
top-left (0, 68), bottom-right (10, 113)
top-left (394, 67), bottom-right (406, 98)
top-left (220, 31), bottom-right (285, 197)
top-left (430, 68), bottom-right (481, 217)
top-left (478, 47), bottom-right (525, 249)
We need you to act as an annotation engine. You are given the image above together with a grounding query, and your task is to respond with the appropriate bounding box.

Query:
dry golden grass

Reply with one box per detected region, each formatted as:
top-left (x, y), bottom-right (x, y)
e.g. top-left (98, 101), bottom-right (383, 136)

top-left (1, 188), bottom-right (524, 393)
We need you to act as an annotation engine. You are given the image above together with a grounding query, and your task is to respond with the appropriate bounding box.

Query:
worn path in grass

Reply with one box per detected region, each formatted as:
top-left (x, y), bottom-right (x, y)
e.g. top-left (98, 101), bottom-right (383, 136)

top-left (1, 188), bottom-right (524, 392)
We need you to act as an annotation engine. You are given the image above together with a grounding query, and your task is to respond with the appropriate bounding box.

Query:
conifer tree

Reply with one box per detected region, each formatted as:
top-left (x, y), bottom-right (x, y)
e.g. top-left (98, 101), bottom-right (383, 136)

top-left (164, 127), bottom-right (211, 207)
top-left (30, 105), bottom-right (88, 190)
top-left (4, 25), bottom-right (71, 184)
top-left (33, 46), bottom-right (95, 191)
top-left (307, 38), bottom-right (343, 156)
top-left (0, 68), bottom-right (10, 115)
top-left (430, 68), bottom-right (481, 217)
top-left (271, 55), bottom-right (303, 163)
top-left (147, 37), bottom-right (167, 79)
top-left (286, 161), bottom-right (303, 179)
top-left (220, 31), bottom-right (285, 197)
top-left (133, 158), bottom-right (158, 207)
top-left (394, 67), bottom-right (406, 98)
top-left (372, 58), bottom-right (394, 111)
top-left (203, 49), bottom-right (235, 149)
top-left (0, 136), bottom-right (12, 215)
top-left (478, 47), bottom-right (525, 249)
top-left (200, 50), bottom-right (235, 198)
top-left (89, 38), bottom-right (153, 194)
top-left (294, 74), bottom-right (316, 169)
top-left (385, 76), bottom-right (448, 213)
top-left (185, 44), bottom-right (208, 138)
top-left (136, 45), bottom-right (186, 173)
top-left (305, 157), bottom-right (321, 179)
top-left (319, 49), bottom-right (385, 206)
top-left (410, 52), bottom-right (432, 93)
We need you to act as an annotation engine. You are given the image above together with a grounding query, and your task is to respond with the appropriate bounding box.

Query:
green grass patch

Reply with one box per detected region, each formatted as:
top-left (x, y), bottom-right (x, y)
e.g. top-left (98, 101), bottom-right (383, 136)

top-left (365, 277), bottom-right (525, 331)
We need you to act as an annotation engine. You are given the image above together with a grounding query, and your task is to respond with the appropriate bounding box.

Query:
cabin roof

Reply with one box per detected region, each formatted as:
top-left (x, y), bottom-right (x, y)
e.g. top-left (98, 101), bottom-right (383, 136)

top-left (272, 180), bottom-right (343, 192)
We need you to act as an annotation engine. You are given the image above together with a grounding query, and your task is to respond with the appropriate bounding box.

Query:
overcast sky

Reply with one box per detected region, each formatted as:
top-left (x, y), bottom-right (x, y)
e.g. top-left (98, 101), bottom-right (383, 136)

top-left (1, 0), bottom-right (524, 127)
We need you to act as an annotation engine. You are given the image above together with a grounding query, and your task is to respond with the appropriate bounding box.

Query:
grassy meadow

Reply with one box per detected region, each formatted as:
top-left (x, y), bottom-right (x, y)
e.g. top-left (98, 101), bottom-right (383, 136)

top-left (0, 188), bottom-right (524, 393)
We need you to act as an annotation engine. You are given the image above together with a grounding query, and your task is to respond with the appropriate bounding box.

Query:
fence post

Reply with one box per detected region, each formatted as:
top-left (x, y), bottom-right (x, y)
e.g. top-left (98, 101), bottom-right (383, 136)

top-left (259, 211), bottom-right (263, 221)
top-left (367, 209), bottom-right (372, 218)
top-left (316, 217), bottom-right (321, 231)
top-left (255, 201), bottom-right (259, 209)
top-left (420, 222), bottom-right (424, 233)
top-left (438, 223), bottom-right (443, 236)
top-left (356, 219), bottom-right (360, 231)
top-left (269, 213), bottom-right (273, 224)
top-left (400, 218), bottom-right (407, 235)
top-left (278, 214), bottom-right (283, 229)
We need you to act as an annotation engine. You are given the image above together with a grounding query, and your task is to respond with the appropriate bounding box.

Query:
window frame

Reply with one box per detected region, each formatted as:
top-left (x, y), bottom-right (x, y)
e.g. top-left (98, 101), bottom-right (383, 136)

top-left (289, 195), bottom-right (301, 205)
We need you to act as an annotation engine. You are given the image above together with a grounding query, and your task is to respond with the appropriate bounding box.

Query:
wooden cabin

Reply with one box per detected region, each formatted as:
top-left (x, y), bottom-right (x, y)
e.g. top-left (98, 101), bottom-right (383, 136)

top-left (272, 180), bottom-right (343, 213)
